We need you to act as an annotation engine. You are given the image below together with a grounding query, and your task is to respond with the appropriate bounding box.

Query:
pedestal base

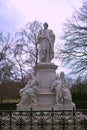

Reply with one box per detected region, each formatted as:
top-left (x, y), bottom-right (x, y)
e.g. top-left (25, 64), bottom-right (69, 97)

top-left (17, 102), bottom-right (76, 111)
top-left (34, 63), bottom-right (58, 88)
top-left (17, 104), bottom-right (53, 111)
top-left (53, 102), bottom-right (76, 110)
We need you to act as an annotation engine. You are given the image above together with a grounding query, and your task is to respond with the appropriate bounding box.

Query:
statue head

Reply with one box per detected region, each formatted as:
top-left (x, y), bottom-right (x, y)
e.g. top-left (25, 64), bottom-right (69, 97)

top-left (43, 22), bottom-right (48, 29)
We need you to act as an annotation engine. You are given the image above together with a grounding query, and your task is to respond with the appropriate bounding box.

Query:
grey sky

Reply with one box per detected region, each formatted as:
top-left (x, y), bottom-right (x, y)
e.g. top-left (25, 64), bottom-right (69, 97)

top-left (0, 0), bottom-right (82, 34)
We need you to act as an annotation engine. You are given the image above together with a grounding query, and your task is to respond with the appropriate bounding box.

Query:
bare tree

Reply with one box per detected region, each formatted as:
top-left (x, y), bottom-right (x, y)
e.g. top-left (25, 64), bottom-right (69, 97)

top-left (58, 1), bottom-right (87, 79)
top-left (0, 32), bottom-right (15, 84)
top-left (15, 21), bottom-right (42, 64)
top-left (12, 21), bottom-right (42, 77)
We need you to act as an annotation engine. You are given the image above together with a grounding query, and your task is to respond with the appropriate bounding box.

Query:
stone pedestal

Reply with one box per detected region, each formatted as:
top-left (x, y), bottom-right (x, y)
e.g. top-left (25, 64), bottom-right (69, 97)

top-left (53, 103), bottom-right (76, 110)
top-left (34, 63), bottom-right (57, 109)
top-left (17, 63), bottom-right (58, 111)
top-left (17, 63), bottom-right (76, 111)
top-left (34, 63), bottom-right (58, 88)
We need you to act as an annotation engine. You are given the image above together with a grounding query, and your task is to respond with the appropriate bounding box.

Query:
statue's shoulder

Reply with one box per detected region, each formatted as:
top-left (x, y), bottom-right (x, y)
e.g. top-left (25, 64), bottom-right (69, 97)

top-left (47, 29), bottom-right (54, 35)
top-left (39, 29), bottom-right (43, 33)
top-left (47, 29), bottom-right (52, 32)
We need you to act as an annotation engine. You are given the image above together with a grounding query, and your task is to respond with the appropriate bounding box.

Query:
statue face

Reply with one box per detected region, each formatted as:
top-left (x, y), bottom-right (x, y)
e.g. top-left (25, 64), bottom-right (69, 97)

top-left (43, 23), bottom-right (48, 29)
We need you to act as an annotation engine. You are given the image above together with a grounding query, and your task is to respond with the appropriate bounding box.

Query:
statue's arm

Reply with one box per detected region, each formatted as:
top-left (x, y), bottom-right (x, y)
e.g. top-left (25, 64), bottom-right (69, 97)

top-left (37, 30), bottom-right (46, 41)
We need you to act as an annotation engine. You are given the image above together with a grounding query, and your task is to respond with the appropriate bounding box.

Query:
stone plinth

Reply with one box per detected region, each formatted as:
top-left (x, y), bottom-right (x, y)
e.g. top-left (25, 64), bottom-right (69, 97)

top-left (37, 87), bottom-right (56, 105)
top-left (32, 63), bottom-right (58, 110)
top-left (34, 63), bottom-right (58, 88)
top-left (17, 63), bottom-right (58, 111)
top-left (17, 102), bottom-right (76, 111)
top-left (53, 103), bottom-right (76, 110)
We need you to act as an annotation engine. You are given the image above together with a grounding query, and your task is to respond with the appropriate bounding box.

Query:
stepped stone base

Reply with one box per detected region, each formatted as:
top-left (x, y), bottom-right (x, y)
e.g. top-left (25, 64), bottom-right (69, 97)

top-left (17, 104), bottom-right (53, 111)
top-left (53, 102), bottom-right (76, 110)
top-left (17, 102), bottom-right (76, 111)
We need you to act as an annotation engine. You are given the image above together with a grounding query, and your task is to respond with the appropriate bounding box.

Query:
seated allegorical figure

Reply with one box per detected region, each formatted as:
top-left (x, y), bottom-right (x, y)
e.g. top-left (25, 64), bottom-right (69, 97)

top-left (51, 72), bottom-right (72, 105)
top-left (18, 73), bottom-right (39, 106)
top-left (51, 75), bottom-right (62, 105)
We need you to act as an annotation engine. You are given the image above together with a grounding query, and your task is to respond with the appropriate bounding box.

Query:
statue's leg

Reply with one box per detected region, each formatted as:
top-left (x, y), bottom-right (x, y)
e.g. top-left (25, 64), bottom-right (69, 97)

top-left (56, 94), bottom-right (58, 105)
top-left (31, 95), bottom-right (37, 104)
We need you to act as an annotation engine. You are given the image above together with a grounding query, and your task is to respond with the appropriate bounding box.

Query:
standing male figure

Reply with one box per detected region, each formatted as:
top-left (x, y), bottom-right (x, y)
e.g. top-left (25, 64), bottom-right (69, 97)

top-left (37, 22), bottom-right (55, 62)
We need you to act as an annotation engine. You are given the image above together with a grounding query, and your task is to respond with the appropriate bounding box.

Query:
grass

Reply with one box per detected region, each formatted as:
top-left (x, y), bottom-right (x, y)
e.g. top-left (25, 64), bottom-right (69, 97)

top-left (0, 99), bottom-right (20, 103)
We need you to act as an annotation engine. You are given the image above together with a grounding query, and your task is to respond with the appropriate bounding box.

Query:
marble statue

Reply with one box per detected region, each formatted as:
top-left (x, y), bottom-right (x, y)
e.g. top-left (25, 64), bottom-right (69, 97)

top-left (18, 73), bottom-right (39, 106)
top-left (51, 72), bottom-right (72, 104)
top-left (17, 22), bottom-right (75, 111)
top-left (51, 75), bottom-right (62, 105)
top-left (60, 72), bottom-right (72, 104)
top-left (37, 22), bottom-right (55, 62)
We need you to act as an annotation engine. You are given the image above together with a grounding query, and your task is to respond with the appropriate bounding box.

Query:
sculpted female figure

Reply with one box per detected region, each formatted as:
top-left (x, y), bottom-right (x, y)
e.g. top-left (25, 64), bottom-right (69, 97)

top-left (60, 72), bottom-right (72, 104)
top-left (37, 22), bottom-right (55, 62)
top-left (51, 76), bottom-right (62, 105)
top-left (19, 73), bottom-right (39, 105)
top-left (51, 72), bottom-right (72, 105)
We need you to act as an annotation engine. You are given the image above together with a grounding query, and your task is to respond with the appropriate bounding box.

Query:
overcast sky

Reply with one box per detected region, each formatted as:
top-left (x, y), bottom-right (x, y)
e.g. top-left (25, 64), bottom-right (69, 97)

top-left (0, 0), bottom-right (82, 34)
top-left (0, 0), bottom-right (83, 74)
